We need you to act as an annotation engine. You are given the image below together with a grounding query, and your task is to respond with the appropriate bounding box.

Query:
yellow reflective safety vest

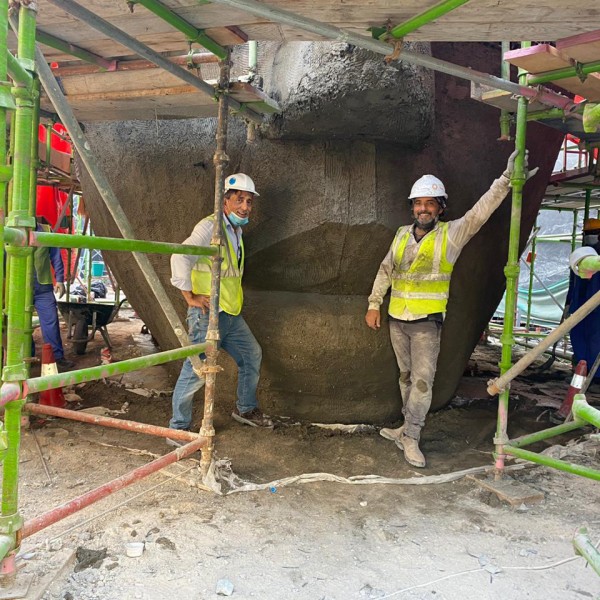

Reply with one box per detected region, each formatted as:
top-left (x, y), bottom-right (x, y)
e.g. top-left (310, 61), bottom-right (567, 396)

top-left (389, 222), bottom-right (453, 317)
top-left (190, 214), bottom-right (244, 316)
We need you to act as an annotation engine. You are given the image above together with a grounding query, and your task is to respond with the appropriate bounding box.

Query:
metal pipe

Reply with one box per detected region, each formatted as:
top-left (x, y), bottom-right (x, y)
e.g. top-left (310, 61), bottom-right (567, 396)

top-left (525, 222), bottom-right (536, 329)
top-left (21, 436), bottom-right (206, 539)
top-left (24, 403), bottom-right (204, 441)
top-left (572, 394), bottom-right (600, 428)
top-left (129, 0), bottom-right (226, 59)
top-left (494, 47), bottom-right (529, 477)
top-left (508, 420), bottom-right (587, 448)
top-left (35, 45), bottom-right (205, 373)
top-left (20, 342), bottom-right (207, 397)
top-left (86, 241), bottom-right (92, 302)
top-left (200, 54), bottom-right (229, 476)
top-left (528, 60), bottom-right (600, 86)
top-left (488, 290), bottom-right (600, 395)
top-left (52, 52), bottom-right (218, 77)
top-left (504, 445), bottom-right (600, 481)
top-left (28, 230), bottom-right (218, 256)
top-left (44, 0), bottom-right (262, 123)
top-left (6, 51), bottom-right (32, 89)
top-left (499, 41), bottom-right (511, 141)
top-left (584, 188), bottom-right (592, 224)
top-left (36, 29), bottom-right (116, 70)
top-left (573, 528), bottom-right (600, 576)
top-left (208, 0), bottom-right (575, 111)
top-left (1, 3), bottom-right (37, 571)
top-left (248, 40), bottom-right (257, 79)
top-left (0, 0), bottom-right (8, 374)
top-left (571, 209), bottom-right (578, 252)
top-left (384, 0), bottom-right (471, 39)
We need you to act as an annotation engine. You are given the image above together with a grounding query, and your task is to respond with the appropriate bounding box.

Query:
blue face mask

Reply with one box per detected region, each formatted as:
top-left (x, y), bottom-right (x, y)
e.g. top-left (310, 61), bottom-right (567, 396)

top-left (228, 212), bottom-right (249, 227)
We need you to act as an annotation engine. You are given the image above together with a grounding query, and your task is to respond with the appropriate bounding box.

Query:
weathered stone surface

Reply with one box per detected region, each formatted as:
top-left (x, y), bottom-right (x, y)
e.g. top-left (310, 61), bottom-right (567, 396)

top-left (79, 42), bottom-right (563, 423)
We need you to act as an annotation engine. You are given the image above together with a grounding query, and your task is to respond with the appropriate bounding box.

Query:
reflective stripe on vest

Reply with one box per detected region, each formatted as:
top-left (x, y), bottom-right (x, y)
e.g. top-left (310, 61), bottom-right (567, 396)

top-left (190, 215), bottom-right (244, 315)
top-left (389, 222), bottom-right (454, 317)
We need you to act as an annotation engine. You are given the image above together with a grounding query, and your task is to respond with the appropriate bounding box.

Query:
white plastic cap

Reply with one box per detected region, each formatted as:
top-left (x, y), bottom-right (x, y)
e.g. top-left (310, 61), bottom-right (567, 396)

top-left (224, 173), bottom-right (260, 196)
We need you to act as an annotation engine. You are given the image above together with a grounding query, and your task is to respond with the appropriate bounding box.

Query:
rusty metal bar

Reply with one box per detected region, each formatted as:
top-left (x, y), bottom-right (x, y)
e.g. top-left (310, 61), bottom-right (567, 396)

top-left (199, 53), bottom-right (230, 477)
top-left (22, 436), bottom-right (205, 538)
top-left (24, 403), bottom-right (204, 441)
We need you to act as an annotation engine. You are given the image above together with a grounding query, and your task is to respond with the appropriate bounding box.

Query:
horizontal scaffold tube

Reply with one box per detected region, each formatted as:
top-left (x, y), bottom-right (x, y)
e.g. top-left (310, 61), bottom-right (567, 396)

top-left (572, 394), bottom-right (600, 428)
top-left (508, 419), bottom-right (587, 448)
top-left (208, 0), bottom-right (575, 111)
top-left (21, 436), bottom-right (206, 538)
top-left (28, 230), bottom-right (218, 256)
top-left (528, 60), bottom-right (600, 86)
top-left (25, 403), bottom-right (202, 441)
top-left (504, 446), bottom-right (600, 481)
top-left (0, 343), bottom-right (206, 403)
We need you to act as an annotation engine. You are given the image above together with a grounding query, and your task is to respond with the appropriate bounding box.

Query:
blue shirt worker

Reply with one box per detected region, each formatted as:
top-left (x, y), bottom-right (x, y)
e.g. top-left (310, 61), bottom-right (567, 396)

top-left (167, 173), bottom-right (273, 445)
top-left (365, 150), bottom-right (537, 468)
top-left (566, 218), bottom-right (600, 377)
top-left (34, 219), bottom-right (74, 369)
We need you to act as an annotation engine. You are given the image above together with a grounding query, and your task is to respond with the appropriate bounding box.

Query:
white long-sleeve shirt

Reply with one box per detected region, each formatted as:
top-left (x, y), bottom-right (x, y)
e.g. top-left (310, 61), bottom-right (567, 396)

top-left (368, 176), bottom-right (511, 320)
top-left (170, 215), bottom-right (242, 292)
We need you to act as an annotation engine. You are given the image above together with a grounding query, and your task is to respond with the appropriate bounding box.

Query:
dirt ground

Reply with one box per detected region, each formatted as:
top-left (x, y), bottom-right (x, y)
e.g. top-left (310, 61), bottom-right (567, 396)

top-left (5, 310), bottom-right (600, 599)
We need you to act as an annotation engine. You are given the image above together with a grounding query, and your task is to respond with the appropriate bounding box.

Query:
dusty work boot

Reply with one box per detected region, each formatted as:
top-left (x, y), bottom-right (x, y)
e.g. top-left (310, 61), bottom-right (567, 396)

top-left (379, 424), bottom-right (404, 442)
top-left (232, 407), bottom-right (273, 428)
top-left (396, 434), bottom-right (426, 468)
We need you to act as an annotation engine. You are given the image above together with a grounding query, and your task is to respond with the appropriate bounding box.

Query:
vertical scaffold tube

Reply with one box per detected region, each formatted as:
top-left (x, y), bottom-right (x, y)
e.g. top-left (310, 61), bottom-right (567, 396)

top-left (1, 1), bottom-right (38, 572)
top-left (0, 0), bottom-right (9, 371)
top-left (200, 52), bottom-right (230, 477)
top-left (495, 44), bottom-right (530, 478)
top-left (499, 41), bottom-right (511, 141)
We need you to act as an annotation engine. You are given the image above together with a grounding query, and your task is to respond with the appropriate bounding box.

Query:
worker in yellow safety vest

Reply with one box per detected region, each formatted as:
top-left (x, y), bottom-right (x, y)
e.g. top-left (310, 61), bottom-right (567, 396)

top-left (167, 173), bottom-right (272, 446)
top-left (365, 150), bottom-right (538, 468)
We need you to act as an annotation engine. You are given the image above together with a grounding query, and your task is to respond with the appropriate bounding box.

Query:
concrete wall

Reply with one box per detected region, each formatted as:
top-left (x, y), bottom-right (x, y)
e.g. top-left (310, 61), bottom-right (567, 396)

top-left (79, 42), bottom-right (563, 423)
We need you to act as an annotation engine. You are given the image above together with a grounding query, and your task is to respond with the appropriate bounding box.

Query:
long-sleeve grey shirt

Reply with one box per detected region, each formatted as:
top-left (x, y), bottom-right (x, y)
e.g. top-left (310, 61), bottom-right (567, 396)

top-left (170, 215), bottom-right (242, 292)
top-left (368, 176), bottom-right (511, 320)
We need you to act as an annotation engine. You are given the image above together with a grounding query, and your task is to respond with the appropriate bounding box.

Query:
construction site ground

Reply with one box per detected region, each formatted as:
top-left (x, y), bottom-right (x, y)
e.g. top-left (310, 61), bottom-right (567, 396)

top-left (13, 309), bottom-right (600, 599)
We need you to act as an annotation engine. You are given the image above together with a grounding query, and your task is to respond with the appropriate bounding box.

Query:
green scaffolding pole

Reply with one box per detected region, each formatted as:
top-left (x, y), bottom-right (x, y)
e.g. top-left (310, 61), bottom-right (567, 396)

top-left (129, 0), bottom-right (227, 59)
top-left (494, 42), bottom-right (530, 477)
top-left (1, 1), bottom-right (38, 570)
top-left (499, 41), bottom-right (511, 141)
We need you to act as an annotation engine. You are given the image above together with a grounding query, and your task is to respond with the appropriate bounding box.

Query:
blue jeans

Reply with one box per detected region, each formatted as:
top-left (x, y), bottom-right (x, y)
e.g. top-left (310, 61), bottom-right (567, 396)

top-left (169, 308), bottom-right (262, 430)
top-left (33, 282), bottom-right (65, 360)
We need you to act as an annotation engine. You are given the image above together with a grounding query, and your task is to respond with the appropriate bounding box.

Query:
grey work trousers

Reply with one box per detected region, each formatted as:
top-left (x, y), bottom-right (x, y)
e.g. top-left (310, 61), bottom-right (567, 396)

top-left (389, 320), bottom-right (442, 439)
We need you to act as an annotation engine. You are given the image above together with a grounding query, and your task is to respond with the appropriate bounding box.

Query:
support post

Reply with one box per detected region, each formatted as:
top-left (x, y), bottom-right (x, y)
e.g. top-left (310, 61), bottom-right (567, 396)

top-left (499, 41), bottom-right (511, 141)
top-left (494, 43), bottom-right (530, 479)
top-left (1, 0), bottom-right (38, 573)
top-left (200, 53), bottom-right (230, 477)
top-left (584, 189), bottom-right (591, 224)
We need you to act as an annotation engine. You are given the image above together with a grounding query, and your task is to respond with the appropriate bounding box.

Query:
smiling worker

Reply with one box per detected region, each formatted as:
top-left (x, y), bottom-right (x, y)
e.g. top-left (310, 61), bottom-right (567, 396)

top-left (167, 173), bottom-right (272, 446)
top-left (365, 150), bottom-right (538, 468)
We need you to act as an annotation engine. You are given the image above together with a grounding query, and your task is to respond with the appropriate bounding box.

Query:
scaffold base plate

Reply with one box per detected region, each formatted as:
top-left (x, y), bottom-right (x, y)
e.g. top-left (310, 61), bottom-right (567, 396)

top-left (469, 474), bottom-right (545, 507)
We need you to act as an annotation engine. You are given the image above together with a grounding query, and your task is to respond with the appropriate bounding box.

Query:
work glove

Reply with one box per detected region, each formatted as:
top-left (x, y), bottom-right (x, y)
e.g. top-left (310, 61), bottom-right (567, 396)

top-left (502, 149), bottom-right (539, 183)
top-left (54, 282), bottom-right (66, 298)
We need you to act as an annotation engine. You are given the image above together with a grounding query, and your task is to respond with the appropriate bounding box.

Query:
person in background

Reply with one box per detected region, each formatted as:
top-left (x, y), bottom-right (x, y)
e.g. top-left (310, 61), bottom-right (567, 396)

top-left (33, 216), bottom-right (74, 369)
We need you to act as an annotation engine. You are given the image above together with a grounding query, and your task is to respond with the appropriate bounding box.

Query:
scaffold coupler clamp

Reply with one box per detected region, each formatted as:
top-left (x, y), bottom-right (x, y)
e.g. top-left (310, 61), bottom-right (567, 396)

top-left (9, 0), bottom-right (38, 13)
top-left (487, 377), bottom-right (508, 396)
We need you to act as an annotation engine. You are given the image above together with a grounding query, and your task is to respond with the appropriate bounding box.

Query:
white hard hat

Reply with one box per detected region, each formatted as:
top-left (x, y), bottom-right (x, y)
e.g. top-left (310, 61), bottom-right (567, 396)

top-left (408, 175), bottom-right (448, 201)
top-left (224, 173), bottom-right (260, 196)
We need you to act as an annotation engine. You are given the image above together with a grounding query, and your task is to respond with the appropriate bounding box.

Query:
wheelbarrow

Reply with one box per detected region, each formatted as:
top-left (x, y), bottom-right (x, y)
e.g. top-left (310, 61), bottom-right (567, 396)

top-left (57, 299), bottom-right (127, 355)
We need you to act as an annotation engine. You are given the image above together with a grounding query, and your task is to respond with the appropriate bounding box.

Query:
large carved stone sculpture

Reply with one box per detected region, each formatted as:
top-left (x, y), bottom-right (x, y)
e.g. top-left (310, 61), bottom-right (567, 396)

top-left (79, 42), bottom-right (563, 422)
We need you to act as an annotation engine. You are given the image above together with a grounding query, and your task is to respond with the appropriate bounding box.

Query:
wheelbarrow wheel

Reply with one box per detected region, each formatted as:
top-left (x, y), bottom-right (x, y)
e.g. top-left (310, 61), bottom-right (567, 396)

top-left (73, 318), bottom-right (89, 355)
